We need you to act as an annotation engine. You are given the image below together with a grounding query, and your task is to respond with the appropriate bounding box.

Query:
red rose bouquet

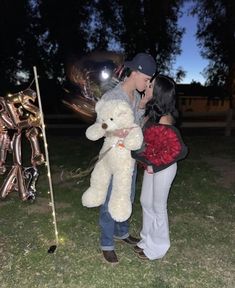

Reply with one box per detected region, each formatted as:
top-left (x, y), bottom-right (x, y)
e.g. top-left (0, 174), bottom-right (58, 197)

top-left (132, 124), bottom-right (188, 172)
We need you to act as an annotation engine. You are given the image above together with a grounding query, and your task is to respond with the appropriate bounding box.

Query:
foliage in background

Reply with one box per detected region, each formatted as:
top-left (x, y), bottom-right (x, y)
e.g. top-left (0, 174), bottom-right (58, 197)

top-left (2, 0), bottom-right (235, 96)
top-left (0, 0), bottom-right (185, 92)
top-left (191, 0), bottom-right (235, 108)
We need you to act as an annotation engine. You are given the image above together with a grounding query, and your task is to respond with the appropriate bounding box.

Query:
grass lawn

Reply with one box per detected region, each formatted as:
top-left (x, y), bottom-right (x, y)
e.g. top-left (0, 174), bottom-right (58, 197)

top-left (0, 128), bottom-right (235, 288)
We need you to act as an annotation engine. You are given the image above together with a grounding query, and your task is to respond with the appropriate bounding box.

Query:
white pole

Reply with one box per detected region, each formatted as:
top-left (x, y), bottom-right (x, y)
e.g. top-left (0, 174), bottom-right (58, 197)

top-left (33, 66), bottom-right (59, 248)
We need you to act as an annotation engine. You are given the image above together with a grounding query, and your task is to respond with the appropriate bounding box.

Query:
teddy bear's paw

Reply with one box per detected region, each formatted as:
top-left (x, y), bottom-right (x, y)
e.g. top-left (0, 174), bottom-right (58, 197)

top-left (123, 139), bottom-right (137, 150)
top-left (108, 201), bottom-right (132, 222)
top-left (82, 188), bottom-right (105, 207)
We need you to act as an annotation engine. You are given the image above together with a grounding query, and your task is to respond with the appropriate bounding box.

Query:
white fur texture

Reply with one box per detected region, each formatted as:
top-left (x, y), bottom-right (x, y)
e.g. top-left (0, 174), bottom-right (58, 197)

top-left (82, 99), bottom-right (143, 222)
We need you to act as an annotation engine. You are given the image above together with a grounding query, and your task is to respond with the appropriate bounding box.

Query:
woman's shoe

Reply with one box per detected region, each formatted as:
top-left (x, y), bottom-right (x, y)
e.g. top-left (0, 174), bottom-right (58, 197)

top-left (133, 245), bottom-right (143, 253)
top-left (137, 251), bottom-right (149, 260)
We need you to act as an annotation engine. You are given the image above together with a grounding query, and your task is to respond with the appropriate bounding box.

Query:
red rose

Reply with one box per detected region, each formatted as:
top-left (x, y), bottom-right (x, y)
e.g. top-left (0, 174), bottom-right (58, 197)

top-left (142, 125), bottom-right (182, 166)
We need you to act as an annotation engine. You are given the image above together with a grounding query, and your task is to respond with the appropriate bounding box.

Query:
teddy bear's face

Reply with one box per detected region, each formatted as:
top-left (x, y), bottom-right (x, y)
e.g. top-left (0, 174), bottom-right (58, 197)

top-left (96, 100), bottom-right (135, 131)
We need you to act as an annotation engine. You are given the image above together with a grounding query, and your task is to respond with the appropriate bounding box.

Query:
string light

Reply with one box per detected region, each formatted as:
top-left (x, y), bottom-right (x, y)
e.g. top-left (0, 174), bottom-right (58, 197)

top-left (33, 66), bottom-right (59, 251)
top-left (59, 237), bottom-right (65, 244)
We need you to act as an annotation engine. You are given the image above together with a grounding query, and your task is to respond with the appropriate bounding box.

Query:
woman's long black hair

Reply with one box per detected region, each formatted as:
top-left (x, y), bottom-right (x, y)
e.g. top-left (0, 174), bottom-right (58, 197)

top-left (145, 74), bottom-right (178, 123)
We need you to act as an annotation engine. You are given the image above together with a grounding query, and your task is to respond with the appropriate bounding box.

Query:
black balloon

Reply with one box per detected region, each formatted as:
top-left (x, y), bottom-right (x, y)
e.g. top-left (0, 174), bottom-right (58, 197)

top-left (23, 166), bottom-right (39, 200)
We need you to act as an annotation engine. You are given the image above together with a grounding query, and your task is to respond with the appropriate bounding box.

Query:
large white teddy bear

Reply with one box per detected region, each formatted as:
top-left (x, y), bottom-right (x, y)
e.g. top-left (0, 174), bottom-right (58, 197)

top-left (82, 99), bottom-right (143, 222)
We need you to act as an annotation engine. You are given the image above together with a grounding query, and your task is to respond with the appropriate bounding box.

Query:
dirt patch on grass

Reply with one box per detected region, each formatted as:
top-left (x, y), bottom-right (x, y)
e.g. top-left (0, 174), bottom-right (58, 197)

top-left (204, 156), bottom-right (235, 188)
top-left (0, 200), bottom-right (11, 207)
top-left (26, 197), bottom-right (71, 214)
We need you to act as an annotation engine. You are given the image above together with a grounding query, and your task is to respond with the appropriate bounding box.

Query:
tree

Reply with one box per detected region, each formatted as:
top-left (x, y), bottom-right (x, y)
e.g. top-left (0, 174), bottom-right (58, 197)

top-left (191, 0), bottom-right (235, 110)
top-left (38, 0), bottom-right (185, 78)
top-left (124, 0), bottom-right (185, 73)
top-left (87, 0), bottom-right (185, 74)
top-left (0, 0), bottom-right (185, 93)
top-left (175, 67), bottom-right (187, 83)
top-left (0, 0), bottom-right (33, 91)
top-left (0, 0), bottom-right (66, 93)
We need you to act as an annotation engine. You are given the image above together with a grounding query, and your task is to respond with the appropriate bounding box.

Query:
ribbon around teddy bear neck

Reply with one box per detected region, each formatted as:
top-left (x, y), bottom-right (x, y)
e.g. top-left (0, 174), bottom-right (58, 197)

top-left (105, 126), bottom-right (138, 138)
top-left (62, 141), bottom-right (117, 180)
top-left (63, 126), bottom-right (139, 180)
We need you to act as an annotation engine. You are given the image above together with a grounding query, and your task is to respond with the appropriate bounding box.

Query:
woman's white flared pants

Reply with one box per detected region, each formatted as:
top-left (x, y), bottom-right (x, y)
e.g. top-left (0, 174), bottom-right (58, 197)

top-left (138, 163), bottom-right (177, 260)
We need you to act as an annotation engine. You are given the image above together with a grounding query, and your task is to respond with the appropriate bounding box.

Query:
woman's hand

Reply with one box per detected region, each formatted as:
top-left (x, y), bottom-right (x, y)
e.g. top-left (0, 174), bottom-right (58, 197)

top-left (146, 165), bottom-right (154, 174)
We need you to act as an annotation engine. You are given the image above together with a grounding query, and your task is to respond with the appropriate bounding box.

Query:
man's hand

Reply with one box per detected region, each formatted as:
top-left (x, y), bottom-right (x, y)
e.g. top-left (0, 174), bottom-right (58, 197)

top-left (139, 80), bottom-right (155, 109)
top-left (113, 129), bottom-right (130, 138)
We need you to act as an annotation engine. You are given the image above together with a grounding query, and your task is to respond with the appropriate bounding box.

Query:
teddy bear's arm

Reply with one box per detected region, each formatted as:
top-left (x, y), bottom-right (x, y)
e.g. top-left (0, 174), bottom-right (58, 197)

top-left (123, 126), bottom-right (143, 151)
top-left (85, 123), bottom-right (106, 141)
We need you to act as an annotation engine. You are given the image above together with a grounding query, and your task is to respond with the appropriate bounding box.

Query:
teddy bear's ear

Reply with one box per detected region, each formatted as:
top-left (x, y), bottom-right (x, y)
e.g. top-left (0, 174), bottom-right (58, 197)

top-left (95, 100), bottom-right (105, 113)
top-left (116, 102), bottom-right (133, 118)
top-left (117, 110), bottom-right (128, 117)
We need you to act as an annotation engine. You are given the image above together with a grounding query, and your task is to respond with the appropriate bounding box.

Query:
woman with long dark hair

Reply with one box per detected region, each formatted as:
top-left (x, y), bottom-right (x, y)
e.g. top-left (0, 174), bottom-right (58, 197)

top-left (132, 75), bottom-right (188, 260)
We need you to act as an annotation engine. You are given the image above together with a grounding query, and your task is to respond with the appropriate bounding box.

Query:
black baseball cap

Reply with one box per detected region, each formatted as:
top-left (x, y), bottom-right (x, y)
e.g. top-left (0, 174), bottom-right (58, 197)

top-left (124, 53), bottom-right (156, 77)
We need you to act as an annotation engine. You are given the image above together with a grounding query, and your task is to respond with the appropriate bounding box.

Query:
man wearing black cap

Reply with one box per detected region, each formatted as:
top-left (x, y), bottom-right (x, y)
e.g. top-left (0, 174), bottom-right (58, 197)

top-left (99, 52), bottom-right (156, 264)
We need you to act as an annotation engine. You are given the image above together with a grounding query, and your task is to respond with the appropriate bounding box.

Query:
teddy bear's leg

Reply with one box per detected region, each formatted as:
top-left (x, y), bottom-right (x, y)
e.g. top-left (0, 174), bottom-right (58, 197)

top-left (82, 160), bottom-right (111, 207)
top-left (108, 167), bottom-right (133, 222)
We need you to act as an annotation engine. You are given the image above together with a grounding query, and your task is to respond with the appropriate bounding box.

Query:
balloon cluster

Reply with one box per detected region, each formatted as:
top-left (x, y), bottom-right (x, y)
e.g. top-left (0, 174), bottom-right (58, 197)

top-left (63, 51), bottom-right (127, 123)
top-left (0, 89), bottom-right (44, 201)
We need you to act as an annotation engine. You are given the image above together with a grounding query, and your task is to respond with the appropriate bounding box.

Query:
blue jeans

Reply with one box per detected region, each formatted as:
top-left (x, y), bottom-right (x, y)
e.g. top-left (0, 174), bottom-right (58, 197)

top-left (99, 164), bottom-right (137, 251)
